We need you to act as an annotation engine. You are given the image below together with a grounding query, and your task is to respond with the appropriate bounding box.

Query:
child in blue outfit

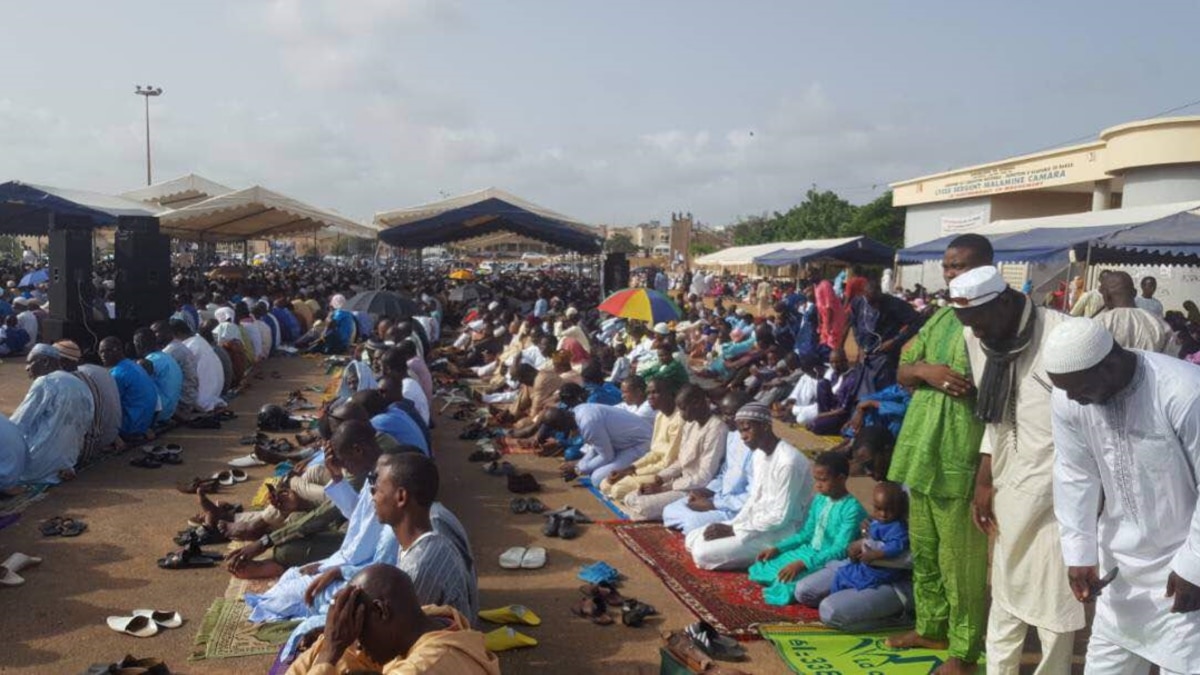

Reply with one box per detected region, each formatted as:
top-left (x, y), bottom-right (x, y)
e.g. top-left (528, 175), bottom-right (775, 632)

top-left (793, 481), bottom-right (914, 632)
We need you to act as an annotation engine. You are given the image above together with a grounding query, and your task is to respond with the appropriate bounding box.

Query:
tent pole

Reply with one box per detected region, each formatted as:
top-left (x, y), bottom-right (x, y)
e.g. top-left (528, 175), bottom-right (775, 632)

top-left (1083, 241), bottom-right (1094, 294)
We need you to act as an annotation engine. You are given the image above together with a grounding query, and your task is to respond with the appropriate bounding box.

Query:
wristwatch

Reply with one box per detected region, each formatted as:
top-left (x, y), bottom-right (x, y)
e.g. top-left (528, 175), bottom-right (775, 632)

top-left (259, 534), bottom-right (273, 548)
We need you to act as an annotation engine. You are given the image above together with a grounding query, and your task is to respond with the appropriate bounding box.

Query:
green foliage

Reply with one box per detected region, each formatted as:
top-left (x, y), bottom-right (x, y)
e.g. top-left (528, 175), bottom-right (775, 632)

top-left (604, 231), bottom-right (638, 254)
top-left (729, 190), bottom-right (903, 248)
top-left (690, 242), bottom-right (717, 256)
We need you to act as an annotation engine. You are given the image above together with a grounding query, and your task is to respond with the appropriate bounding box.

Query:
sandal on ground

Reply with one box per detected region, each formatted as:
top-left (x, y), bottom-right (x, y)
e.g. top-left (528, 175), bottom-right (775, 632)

top-left (572, 594), bottom-right (613, 625)
top-left (176, 478), bottom-right (219, 495)
top-left (556, 517), bottom-right (580, 540)
top-left (525, 497), bottom-right (547, 514)
top-left (684, 620), bottom-right (746, 661)
top-left (129, 455), bottom-right (162, 469)
top-left (542, 515), bottom-right (562, 537)
top-left (483, 460), bottom-right (515, 476)
top-left (132, 609), bottom-right (183, 629)
top-left (579, 581), bottom-right (624, 605)
top-left (519, 547), bottom-right (546, 570)
top-left (477, 604), bottom-right (542, 627)
top-left (157, 547), bottom-right (221, 570)
top-left (57, 518), bottom-right (87, 537)
top-left (173, 526), bottom-right (227, 547)
top-left (621, 599), bottom-right (658, 627)
top-left (468, 449), bottom-right (500, 462)
top-left (106, 614), bottom-right (159, 638)
top-left (507, 473), bottom-right (541, 494)
top-left (39, 516), bottom-right (65, 537)
top-left (498, 547), bottom-right (527, 570)
top-left (510, 498), bottom-right (529, 514)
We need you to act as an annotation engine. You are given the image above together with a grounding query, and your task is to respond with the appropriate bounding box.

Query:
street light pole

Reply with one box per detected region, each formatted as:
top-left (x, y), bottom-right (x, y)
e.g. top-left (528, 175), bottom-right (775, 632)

top-left (134, 85), bottom-right (163, 185)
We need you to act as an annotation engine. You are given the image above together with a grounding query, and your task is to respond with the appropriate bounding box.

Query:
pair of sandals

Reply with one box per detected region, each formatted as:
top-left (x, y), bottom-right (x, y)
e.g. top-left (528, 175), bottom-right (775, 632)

top-left (211, 469), bottom-right (249, 487)
top-left (157, 539), bottom-right (222, 570)
top-left (131, 445), bottom-right (184, 468)
top-left (510, 497), bottom-right (546, 514)
top-left (574, 584), bottom-right (655, 626)
top-left (683, 620), bottom-right (747, 661)
top-left (106, 610), bottom-right (183, 638)
top-left (40, 516), bottom-right (87, 537)
top-left (173, 525), bottom-right (227, 547)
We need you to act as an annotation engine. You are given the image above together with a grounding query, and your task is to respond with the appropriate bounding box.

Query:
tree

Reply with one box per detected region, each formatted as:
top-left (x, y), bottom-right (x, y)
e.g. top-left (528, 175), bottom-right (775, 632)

top-left (604, 232), bottom-right (638, 254)
top-left (841, 191), bottom-right (904, 248)
top-left (690, 242), bottom-right (717, 257)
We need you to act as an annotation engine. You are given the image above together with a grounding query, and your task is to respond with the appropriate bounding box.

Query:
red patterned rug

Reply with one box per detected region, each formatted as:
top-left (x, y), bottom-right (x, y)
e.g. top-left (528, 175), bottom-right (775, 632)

top-left (608, 522), bottom-right (820, 639)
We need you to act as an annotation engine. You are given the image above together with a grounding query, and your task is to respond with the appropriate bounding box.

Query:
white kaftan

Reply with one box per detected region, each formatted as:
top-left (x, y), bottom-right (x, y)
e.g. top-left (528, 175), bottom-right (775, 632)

top-left (1095, 307), bottom-right (1180, 356)
top-left (1052, 352), bottom-right (1200, 674)
top-left (184, 335), bottom-right (226, 411)
top-left (13, 372), bottom-right (94, 484)
top-left (686, 439), bottom-right (813, 570)
top-left (0, 413), bottom-right (28, 490)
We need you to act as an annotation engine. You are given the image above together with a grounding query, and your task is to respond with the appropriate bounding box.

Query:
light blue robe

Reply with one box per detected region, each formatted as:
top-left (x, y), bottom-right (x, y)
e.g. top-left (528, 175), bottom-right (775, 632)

top-left (0, 413), bottom-right (28, 490)
top-left (145, 351), bottom-right (182, 423)
top-left (13, 372), bottom-right (93, 484)
top-left (109, 359), bottom-right (158, 437)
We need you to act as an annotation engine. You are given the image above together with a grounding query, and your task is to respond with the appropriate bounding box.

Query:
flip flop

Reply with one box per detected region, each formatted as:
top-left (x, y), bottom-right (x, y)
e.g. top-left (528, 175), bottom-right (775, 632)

top-left (525, 498), bottom-right (547, 514)
top-left (39, 517), bottom-right (64, 537)
top-left (106, 614), bottom-right (159, 638)
top-left (579, 581), bottom-right (625, 605)
top-left (572, 594), bottom-right (613, 625)
top-left (685, 620), bottom-right (746, 661)
top-left (230, 469), bottom-right (249, 483)
top-left (213, 471), bottom-right (235, 487)
top-left (498, 547), bottom-right (527, 570)
top-left (156, 549), bottom-right (219, 570)
top-left (520, 547), bottom-right (547, 570)
top-left (132, 609), bottom-right (183, 628)
top-left (478, 604), bottom-right (542, 627)
top-left (58, 518), bottom-right (88, 537)
top-left (621, 599), bottom-right (658, 627)
top-left (2, 552), bottom-right (43, 575)
top-left (510, 498), bottom-right (529, 514)
top-left (0, 568), bottom-right (23, 586)
top-left (164, 443), bottom-right (183, 455)
top-left (483, 626), bottom-right (538, 651)
top-left (176, 477), bottom-right (219, 494)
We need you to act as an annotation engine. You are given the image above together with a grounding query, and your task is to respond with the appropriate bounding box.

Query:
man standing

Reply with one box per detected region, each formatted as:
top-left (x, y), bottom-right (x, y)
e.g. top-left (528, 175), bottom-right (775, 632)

top-left (1045, 319), bottom-right (1200, 674)
top-left (949, 266), bottom-right (1083, 674)
top-left (1134, 275), bottom-right (1164, 317)
top-left (844, 278), bottom-right (920, 395)
top-left (1094, 272), bottom-right (1178, 355)
top-left (886, 234), bottom-right (991, 674)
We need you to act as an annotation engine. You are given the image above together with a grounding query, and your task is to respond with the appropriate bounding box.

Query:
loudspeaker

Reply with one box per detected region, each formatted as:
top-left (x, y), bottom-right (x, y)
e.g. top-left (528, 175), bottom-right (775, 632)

top-left (49, 226), bottom-right (95, 323)
top-left (602, 252), bottom-right (630, 294)
top-left (115, 229), bottom-right (172, 323)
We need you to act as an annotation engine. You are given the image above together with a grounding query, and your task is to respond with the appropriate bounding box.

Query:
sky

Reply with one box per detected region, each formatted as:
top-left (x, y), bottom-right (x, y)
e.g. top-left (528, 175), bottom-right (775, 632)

top-left (1, 1), bottom-right (1197, 228)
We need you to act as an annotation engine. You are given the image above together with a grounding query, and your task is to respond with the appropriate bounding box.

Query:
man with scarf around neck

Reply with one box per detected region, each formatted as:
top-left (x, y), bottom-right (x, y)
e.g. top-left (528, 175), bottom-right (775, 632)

top-left (949, 266), bottom-right (1083, 675)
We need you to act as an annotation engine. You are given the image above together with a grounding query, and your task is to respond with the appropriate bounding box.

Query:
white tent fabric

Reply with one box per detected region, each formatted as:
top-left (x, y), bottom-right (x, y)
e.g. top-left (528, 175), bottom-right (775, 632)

top-left (158, 185), bottom-right (376, 241)
top-left (694, 237), bottom-right (862, 267)
top-left (976, 200), bottom-right (1200, 236)
top-left (28, 183), bottom-right (167, 218)
top-left (121, 173), bottom-right (234, 208)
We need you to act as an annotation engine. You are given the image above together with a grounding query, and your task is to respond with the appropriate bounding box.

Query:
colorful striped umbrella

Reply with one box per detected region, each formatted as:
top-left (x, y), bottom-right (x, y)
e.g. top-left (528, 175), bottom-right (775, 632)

top-left (598, 288), bottom-right (682, 324)
top-left (449, 269), bottom-right (475, 280)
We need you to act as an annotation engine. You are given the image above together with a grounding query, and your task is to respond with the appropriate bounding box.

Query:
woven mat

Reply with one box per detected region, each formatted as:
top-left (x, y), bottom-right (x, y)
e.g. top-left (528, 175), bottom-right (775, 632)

top-left (758, 624), bottom-right (953, 673)
top-left (190, 577), bottom-right (294, 661)
top-left (608, 522), bottom-right (820, 639)
top-left (0, 484), bottom-right (49, 517)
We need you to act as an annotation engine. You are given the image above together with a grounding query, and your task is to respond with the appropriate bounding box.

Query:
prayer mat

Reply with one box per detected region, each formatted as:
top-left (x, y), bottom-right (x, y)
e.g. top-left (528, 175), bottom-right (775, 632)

top-left (758, 624), bottom-right (953, 673)
top-left (0, 484), bottom-right (49, 517)
top-left (582, 479), bottom-right (630, 520)
top-left (190, 577), bottom-right (287, 661)
top-left (773, 423), bottom-right (841, 461)
top-left (608, 522), bottom-right (820, 638)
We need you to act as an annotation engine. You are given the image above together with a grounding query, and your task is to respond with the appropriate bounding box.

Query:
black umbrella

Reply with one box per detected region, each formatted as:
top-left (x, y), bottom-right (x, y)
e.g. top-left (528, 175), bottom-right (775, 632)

top-left (343, 290), bottom-right (418, 319)
top-left (449, 284), bottom-right (491, 304)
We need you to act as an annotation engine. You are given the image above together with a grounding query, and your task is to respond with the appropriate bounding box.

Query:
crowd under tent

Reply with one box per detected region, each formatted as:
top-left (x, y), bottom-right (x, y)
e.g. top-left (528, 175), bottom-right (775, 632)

top-left (694, 237), bottom-right (895, 276)
top-left (374, 188), bottom-right (604, 255)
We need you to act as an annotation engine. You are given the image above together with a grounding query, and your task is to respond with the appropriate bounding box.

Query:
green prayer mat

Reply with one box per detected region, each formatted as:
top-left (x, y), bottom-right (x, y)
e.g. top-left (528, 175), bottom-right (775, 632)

top-left (759, 624), bottom-right (961, 674)
top-left (189, 597), bottom-right (296, 661)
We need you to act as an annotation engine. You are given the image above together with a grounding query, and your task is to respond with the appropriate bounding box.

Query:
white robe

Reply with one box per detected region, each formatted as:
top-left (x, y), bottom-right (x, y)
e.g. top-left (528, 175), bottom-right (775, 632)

top-left (13, 371), bottom-right (94, 484)
top-left (786, 374), bottom-right (821, 425)
top-left (686, 439), bottom-right (814, 571)
top-left (183, 335), bottom-right (225, 411)
top-left (1052, 351), bottom-right (1200, 673)
top-left (403, 377), bottom-right (430, 426)
top-left (1095, 307), bottom-right (1180, 356)
top-left (0, 413), bottom-right (28, 490)
top-left (963, 306), bottom-right (1084, 633)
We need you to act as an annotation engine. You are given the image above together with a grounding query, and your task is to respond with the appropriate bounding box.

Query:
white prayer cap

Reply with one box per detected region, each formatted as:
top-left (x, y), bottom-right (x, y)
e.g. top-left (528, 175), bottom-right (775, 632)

top-left (493, 327), bottom-right (507, 338)
top-left (1042, 317), bottom-right (1114, 375)
top-left (487, 301), bottom-right (500, 311)
top-left (27, 343), bottom-right (60, 361)
top-left (468, 319), bottom-right (486, 331)
top-left (12, 297), bottom-right (27, 306)
top-left (214, 307), bottom-right (235, 323)
top-left (652, 322), bottom-right (670, 335)
top-left (565, 307), bottom-right (579, 318)
top-left (330, 294), bottom-right (347, 309)
top-left (948, 266), bottom-right (1007, 308)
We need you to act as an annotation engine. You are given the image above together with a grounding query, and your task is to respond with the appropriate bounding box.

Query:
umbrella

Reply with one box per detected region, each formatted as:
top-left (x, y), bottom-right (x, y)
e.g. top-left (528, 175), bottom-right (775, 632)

top-left (449, 284), bottom-right (491, 304)
top-left (19, 268), bottom-right (48, 287)
top-left (598, 288), bottom-right (681, 324)
top-left (449, 269), bottom-right (475, 281)
top-left (343, 290), bottom-right (418, 319)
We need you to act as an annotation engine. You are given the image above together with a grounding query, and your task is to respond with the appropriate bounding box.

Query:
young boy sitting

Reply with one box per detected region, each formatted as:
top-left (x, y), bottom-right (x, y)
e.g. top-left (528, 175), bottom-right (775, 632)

top-left (792, 481), bottom-right (913, 632)
top-left (747, 451), bottom-right (866, 605)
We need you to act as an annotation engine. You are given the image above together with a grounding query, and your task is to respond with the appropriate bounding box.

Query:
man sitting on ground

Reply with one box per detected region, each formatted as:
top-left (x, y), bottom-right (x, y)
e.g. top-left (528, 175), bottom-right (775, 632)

top-left (99, 336), bottom-right (159, 443)
top-left (133, 327), bottom-right (183, 426)
top-left (286, 565), bottom-right (499, 675)
top-left (601, 379), bottom-right (684, 502)
top-left (13, 344), bottom-right (95, 484)
top-left (546, 404), bottom-right (653, 485)
top-left (663, 391), bottom-right (755, 534)
top-left (155, 319), bottom-right (201, 419)
top-left (622, 385), bottom-right (727, 521)
top-left (686, 402), bottom-right (815, 570)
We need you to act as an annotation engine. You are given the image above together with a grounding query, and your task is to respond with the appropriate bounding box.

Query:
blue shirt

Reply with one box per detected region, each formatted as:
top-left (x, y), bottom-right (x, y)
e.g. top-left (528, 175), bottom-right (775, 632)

top-left (110, 358), bottom-right (159, 437)
top-left (330, 309), bottom-right (356, 346)
top-left (370, 406), bottom-right (430, 456)
top-left (271, 307), bottom-right (301, 343)
top-left (145, 351), bottom-right (183, 423)
top-left (831, 519), bottom-right (910, 592)
top-left (585, 382), bottom-right (622, 406)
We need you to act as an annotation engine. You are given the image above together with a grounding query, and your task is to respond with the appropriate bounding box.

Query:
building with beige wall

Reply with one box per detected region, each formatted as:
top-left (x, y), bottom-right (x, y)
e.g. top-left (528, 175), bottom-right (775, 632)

top-left (893, 116), bottom-right (1200, 246)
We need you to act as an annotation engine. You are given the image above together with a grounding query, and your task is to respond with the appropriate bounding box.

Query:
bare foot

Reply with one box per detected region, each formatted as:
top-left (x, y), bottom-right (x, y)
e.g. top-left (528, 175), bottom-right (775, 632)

top-left (933, 658), bottom-right (978, 675)
top-left (886, 630), bottom-right (949, 651)
top-left (230, 559), bottom-right (285, 579)
top-left (218, 519), bottom-right (266, 541)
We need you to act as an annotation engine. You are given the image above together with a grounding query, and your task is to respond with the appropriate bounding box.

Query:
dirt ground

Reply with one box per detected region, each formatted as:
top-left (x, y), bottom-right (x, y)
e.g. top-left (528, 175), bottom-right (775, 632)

top-left (0, 354), bottom-right (1084, 674)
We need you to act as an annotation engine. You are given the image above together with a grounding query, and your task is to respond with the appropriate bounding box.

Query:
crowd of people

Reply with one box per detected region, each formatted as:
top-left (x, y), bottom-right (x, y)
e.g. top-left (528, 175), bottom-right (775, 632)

top-left (2, 235), bottom-right (1198, 674)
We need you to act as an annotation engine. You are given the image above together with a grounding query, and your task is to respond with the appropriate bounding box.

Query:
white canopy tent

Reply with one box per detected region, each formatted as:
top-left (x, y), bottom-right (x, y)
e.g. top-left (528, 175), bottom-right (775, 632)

top-left (694, 237), bottom-right (872, 273)
top-left (120, 173), bottom-right (235, 209)
top-left (154, 185), bottom-right (376, 241)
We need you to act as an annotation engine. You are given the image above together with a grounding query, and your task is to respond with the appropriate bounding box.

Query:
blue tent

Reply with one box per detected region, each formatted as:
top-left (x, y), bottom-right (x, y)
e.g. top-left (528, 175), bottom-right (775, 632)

top-left (0, 181), bottom-right (162, 235)
top-left (376, 190), bottom-right (603, 254)
top-left (897, 225), bottom-right (1135, 264)
top-left (752, 236), bottom-right (895, 267)
top-left (1087, 212), bottom-right (1200, 263)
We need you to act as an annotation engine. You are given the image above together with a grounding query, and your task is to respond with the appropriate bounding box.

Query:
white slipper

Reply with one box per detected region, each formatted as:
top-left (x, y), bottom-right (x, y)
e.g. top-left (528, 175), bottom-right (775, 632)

top-left (132, 609), bottom-right (183, 629)
top-left (228, 454), bottom-right (268, 468)
top-left (0, 568), bottom-right (23, 587)
top-left (164, 443), bottom-right (183, 455)
top-left (230, 469), bottom-right (249, 483)
top-left (212, 471), bottom-right (236, 487)
top-left (520, 546), bottom-right (546, 569)
top-left (499, 546), bottom-right (527, 570)
top-left (106, 615), bottom-right (159, 638)
top-left (2, 552), bottom-right (42, 574)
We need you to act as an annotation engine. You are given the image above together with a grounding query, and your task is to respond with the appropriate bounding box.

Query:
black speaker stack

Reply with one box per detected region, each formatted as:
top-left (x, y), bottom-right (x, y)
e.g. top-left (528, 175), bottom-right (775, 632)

top-left (602, 252), bottom-right (630, 294)
top-left (115, 227), bottom-right (172, 323)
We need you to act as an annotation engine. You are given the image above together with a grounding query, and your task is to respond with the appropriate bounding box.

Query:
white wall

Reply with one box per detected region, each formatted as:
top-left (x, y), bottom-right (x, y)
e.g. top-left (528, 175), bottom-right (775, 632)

top-left (1121, 164), bottom-right (1200, 207)
top-left (903, 197), bottom-right (992, 246)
